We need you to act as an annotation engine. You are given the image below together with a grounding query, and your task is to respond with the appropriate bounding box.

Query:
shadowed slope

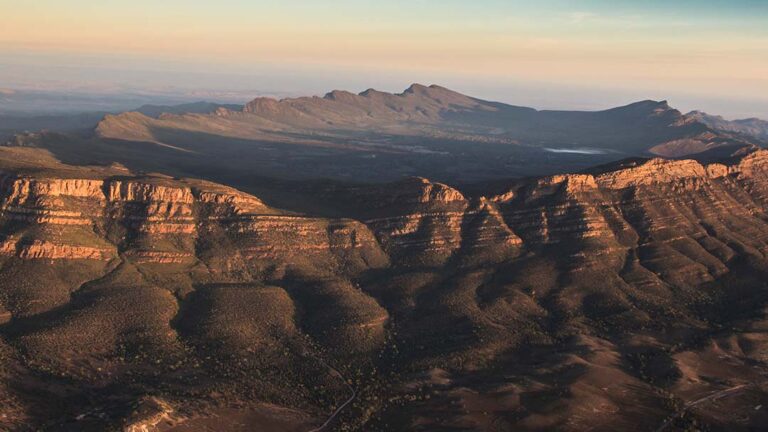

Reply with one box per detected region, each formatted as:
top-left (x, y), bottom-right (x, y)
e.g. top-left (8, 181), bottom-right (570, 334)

top-left (1, 147), bottom-right (768, 430)
top-left (0, 85), bottom-right (746, 187)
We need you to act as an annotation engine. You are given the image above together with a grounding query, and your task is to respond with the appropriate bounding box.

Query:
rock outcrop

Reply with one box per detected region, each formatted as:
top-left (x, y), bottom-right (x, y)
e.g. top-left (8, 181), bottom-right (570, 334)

top-left (123, 397), bottom-right (179, 432)
top-left (5, 149), bottom-right (768, 432)
top-left (0, 175), bottom-right (387, 272)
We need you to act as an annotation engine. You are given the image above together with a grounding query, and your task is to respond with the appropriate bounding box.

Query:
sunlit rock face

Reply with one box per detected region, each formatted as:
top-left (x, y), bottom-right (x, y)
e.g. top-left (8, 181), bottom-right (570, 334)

top-left (4, 150), bottom-right (768, 431)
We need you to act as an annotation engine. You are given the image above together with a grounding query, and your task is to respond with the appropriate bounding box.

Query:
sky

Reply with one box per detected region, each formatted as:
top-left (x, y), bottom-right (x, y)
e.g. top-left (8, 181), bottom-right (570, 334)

top-left (1, 0), bottom-right (767, 118)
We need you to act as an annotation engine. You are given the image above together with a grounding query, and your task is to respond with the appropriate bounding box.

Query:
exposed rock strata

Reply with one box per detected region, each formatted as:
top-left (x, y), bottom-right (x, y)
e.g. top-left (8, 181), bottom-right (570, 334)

top-left (0, 175), bottom-right (385, 268)
top-left (4, 150), bottom-right (768, 431)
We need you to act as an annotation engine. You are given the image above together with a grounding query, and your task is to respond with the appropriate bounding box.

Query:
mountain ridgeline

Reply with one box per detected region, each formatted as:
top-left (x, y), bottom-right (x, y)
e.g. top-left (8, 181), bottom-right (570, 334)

top-left (687, 110), bottom-right (768, 142)
top-left (96, 84), bottom-right (761, 159)
top-left (6, 85), bottom-right (763, 185)
top-left (1, 143), bottom-right (768, 430)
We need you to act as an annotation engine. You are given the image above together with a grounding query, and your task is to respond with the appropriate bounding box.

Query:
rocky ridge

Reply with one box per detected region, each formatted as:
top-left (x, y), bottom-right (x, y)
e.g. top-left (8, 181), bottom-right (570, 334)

top-left (0, 173), bottom-right (383, 266)
top-left (2, 151), bottom-right (768, 267)
top-left (3, 149), bottom-right (768, 430)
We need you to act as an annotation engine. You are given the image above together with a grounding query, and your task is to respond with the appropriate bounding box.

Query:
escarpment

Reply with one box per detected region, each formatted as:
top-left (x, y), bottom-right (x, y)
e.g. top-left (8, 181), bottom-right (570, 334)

top-left (472, 153), bottom-right (768, 310)
top-left (594, 158), bottom-right (718, 189)
top-left (4, 152), bottom-right (764, 271)
top-left (339, 177), bottom-right (519, 266)
top-left (0, 174), bottom-right (386, 270)
top-left (5, 149), bottom-right (768, 431)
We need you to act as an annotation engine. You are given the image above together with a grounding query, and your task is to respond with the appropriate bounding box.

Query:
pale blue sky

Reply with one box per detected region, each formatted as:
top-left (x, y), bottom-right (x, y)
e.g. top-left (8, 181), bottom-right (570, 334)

top-left (1, 0), bottom-right (767, 117)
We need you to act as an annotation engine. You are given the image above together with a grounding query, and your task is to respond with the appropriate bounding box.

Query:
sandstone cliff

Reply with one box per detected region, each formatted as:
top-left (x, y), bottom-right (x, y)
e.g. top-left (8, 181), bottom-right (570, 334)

top-left (3, 149), bottom-right (768, 431)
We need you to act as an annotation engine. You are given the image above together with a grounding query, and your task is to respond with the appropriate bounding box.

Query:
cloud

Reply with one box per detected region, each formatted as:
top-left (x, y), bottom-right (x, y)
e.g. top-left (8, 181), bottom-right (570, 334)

top-left (563, 11), bottom-right (692, 29)
top-left (567, 11), bottom-right (598, 24)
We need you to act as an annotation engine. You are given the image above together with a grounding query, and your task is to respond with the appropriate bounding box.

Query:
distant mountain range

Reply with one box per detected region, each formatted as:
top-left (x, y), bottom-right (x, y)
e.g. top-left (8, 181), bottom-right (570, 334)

top-left (2, 85), bottom-right (766, 187)
top-left (687, 110), bottom-right (768, 141)
top-left (97, 84), bottom-right (763, 158)
top-left (0, 101), bottom-right (241, 138)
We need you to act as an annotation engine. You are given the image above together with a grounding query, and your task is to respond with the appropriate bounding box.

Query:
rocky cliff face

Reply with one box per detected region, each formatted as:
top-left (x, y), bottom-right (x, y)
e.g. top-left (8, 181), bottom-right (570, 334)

top-left (4, 150), bottom-right (768, 431)
top-left (0, 174), bottom-right (385, 273)
top-left (3, 150), bottom-right (767, 297)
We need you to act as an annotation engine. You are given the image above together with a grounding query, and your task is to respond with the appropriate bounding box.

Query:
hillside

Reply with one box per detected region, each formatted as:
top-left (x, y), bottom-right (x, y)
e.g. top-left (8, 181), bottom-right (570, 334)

top-left (97, 85), bottom-right (760, 158)
top-left (3, 86), bottom-right (761, 186)
top-left (1, 146), bottom-right (768, 430)
top-left (687, 110), bottom-right (768, 142)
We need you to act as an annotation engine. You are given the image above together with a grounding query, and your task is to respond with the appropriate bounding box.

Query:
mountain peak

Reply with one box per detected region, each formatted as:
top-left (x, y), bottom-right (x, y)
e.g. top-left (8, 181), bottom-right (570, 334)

top-left (323, 90), bottom-right (356, 101)
top-left (633, 99), bottom-right (670, 109)
top-left (242, 97), bottom-right (280, 113)
top-left (402, 83), bottom-right (431, 94)
top-left (604, 99), bottom-right (678, 119)
top-left (359, 88), bottom-right (378, 97)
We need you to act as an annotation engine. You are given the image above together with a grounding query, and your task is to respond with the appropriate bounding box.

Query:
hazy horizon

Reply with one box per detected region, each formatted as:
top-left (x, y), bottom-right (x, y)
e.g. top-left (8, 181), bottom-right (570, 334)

top-left (2, 0), bottom-right (767, 119)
